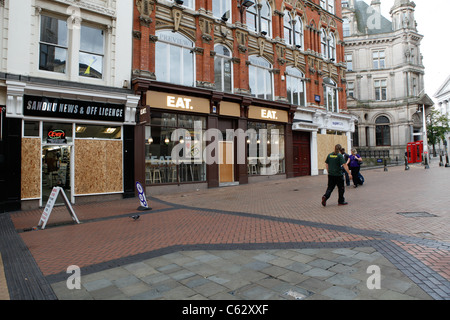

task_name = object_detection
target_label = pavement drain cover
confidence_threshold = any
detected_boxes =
[283,289,312,300]
[397,212,437,218]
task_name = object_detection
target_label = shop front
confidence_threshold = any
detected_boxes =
[293,108,356,176]
[134,86,293,195]
[4,82,139,210]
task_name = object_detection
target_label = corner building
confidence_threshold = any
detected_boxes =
[132,0,352,195]
[342,0,433,162]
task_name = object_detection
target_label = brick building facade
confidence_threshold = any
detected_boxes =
[131,0,354,194]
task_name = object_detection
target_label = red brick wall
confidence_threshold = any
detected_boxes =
[132,0,346,111]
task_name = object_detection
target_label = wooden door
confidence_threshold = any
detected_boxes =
[219,141,234,183]
[292,131,311,177]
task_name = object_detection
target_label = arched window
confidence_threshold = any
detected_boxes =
[246,4,258,33]
[248,56,273,100]
[376,116,391,146]
[323,78,338,113]
[321,29,328,59]
[214,44,233,93]
[246,1,272,37]
[155,31,194,87]
[283,11,303,49]
[260,1,272,37]
[294,16,304,49]
[286,67,306,107]
[329,33,336,61]
[283,11,293,45]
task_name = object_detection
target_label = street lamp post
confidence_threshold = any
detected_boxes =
[422,104,430,169]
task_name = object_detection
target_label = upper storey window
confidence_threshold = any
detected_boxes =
[320,0,335,14]
[214,44,233,93]
[373,50,386,69]
[39,15,68,74]
[79,25,104,79]
[321,29,336,61]
[246,1,272,38]
[213,0,231,21]
[39,15,104,79]
[283,11,303,49]
[248,55,273,100]
[173,0,195,10]
[155,31,195,87]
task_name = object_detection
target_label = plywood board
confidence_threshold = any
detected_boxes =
[317,134,347,170]
[21,138,41,199]
[75,140,123,195]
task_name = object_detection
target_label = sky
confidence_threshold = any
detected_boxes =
[362,0,450,102]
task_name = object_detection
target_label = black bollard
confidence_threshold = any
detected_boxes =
[440,152,444,167]
[404,156,410,170]
[446,153,450,167]
[384,158,388,172]
[424,153,429,169]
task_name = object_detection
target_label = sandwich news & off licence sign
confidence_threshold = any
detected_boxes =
[24,95,125,122]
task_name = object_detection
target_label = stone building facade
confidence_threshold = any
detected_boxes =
[342,0,433,162]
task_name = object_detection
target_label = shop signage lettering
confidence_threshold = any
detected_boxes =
[167,96,194,110]
[261,109,278,120]
[24,95,125,122]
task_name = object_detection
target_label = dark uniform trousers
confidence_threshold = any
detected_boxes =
[324,175,345,204]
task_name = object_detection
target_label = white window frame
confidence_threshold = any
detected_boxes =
[79,24,105,80]
[248,56,273,100]
[374,79,387,101]
[246,1,272,38]
[373,50,386,69]
[321,0,335,14]
[345,53,353,71]
[173,0,195,10]
[324,78,339,113]
[38,12,109,84]
[155,31,195,87]
[214,44,233,93]
[321,29,328,60]
[212,0,231,21]
[286,67,307,107]
[39,14,69,75]
[347,81,355,98]
[283,11,294,46]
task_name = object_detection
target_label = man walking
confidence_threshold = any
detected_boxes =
[322,144,352,207]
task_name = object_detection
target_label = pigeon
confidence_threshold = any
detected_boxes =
[131,214,140,221]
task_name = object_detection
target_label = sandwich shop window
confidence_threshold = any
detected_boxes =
[144,112,206,184]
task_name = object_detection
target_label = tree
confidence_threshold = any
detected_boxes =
[427,108,450,156]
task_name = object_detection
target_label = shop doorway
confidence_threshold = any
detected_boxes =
[293,131,311,177]
[219,141,234,183]
[42,145,72,205]
[218,118,237,186]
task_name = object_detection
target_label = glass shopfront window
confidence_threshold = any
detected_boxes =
[42,122,73,144]
[247,121,285,176]
[145,112,206,184]
[75,125,121,139]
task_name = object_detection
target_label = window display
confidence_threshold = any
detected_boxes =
[145,112,206,184]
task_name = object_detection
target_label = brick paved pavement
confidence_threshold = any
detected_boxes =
[0,160,449,301]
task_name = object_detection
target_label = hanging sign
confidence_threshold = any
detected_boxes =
[136,181,151,211]
[38,187,80,230]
